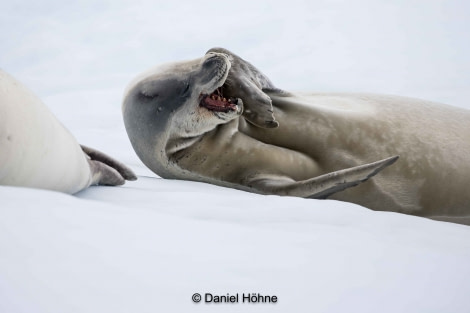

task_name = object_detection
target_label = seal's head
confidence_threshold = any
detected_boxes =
[122,52,243,177]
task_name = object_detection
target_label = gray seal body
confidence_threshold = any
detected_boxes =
[123,48,470,225]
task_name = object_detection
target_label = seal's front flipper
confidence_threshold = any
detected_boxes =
[248,156,399,199]
[206,47,280,129]
[232,76,279,129]
[81,145,137,186]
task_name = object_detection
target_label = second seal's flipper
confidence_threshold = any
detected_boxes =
[247,156,399,199]
[87,159,126,186]
[81,145,137,184]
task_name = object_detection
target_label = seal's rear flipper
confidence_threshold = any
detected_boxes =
[81,145,137,185]
[248,156,399,199]
[206,47,280,129]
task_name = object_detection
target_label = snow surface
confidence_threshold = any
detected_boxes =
[1,1,470,312]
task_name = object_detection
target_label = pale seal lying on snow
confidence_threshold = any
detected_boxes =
[0,69,136,194]
[122,48,470,225]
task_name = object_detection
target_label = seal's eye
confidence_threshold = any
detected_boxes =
[182,82,190,95]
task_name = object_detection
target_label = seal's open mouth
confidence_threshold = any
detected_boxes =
[200,86,238,113]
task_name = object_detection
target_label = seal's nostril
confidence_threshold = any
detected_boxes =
[202,55,223,69]
[205,52,229,61]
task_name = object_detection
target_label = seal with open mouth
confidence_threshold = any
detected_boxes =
[123,48,470,225]
[121,50,401,207]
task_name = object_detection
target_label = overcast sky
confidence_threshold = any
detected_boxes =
[1,0,469,108]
